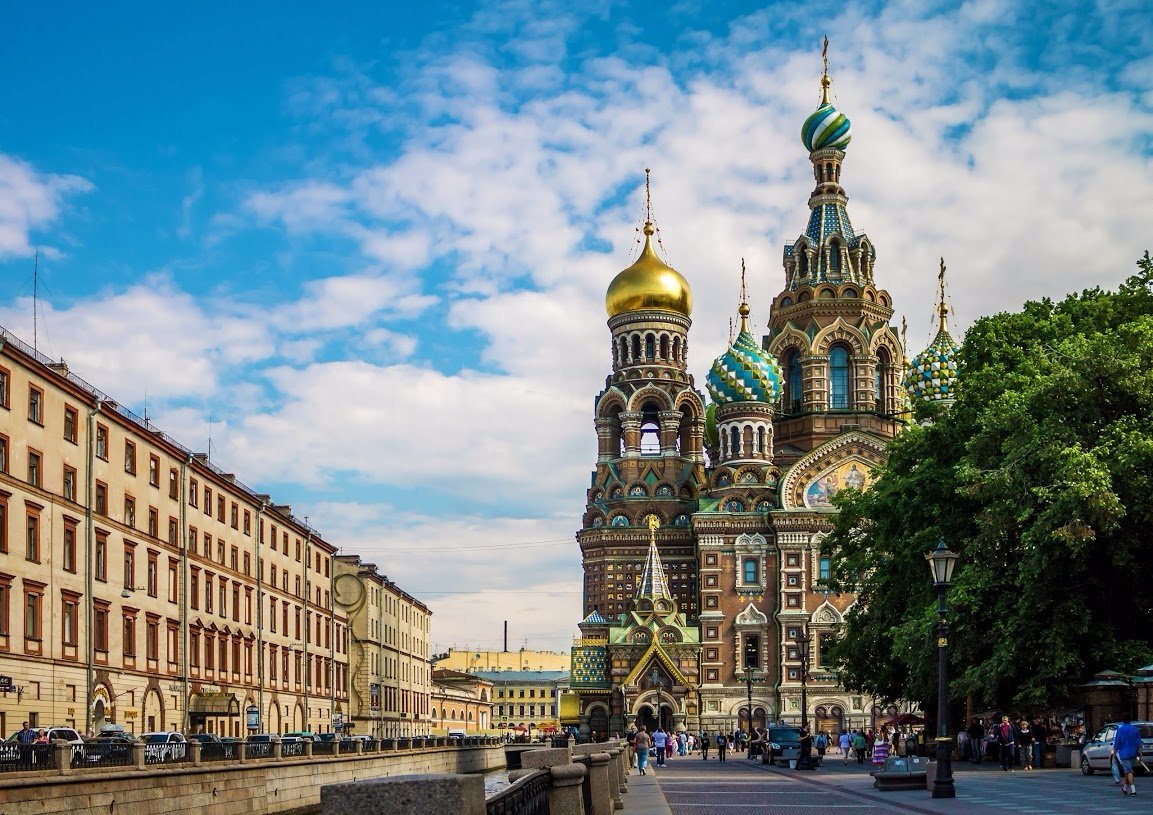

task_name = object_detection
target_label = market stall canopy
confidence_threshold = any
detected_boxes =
[886,713,926,726]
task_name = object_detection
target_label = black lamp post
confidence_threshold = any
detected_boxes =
[741,664,757,753]
[650,669,663,732]
[795,626,813,770]
[926,539,959,799]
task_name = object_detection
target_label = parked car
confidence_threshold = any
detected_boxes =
[766,726,802,765]
[141,731,187,763]
[85,734,136,766]
[192,733,229,760]
[279,735,306,756]
[1081,721,1153,775]
[283,731,319,742]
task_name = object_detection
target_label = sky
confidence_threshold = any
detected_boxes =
[1,0,1151,655]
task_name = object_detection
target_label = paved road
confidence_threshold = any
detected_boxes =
[636,750,1146,815]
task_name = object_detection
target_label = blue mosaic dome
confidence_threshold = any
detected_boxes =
[802,102,852,152]
[706,324,782,405]
[904,328,960,403]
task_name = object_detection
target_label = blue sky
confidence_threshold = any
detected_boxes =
[2,0,1151,652]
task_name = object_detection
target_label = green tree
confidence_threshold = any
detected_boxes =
[825,253,1153,714]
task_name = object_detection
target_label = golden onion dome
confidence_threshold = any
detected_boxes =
[605,222,693,318]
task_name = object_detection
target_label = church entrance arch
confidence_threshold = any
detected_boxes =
[637,702,670,733]
[587,706,609,742]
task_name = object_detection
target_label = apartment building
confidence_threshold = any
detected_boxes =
[334,554,432,737]
[0,327,350,737]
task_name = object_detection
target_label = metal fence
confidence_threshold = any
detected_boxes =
[0,744,53,773]
[485,769,550,815]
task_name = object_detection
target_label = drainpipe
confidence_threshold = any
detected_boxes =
[303,527,311,733]
[84,400,104,736]
[254,499,268,734]
[330,556,336,734]
[180,454,193,733]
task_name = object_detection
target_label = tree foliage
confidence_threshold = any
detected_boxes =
[825,253,1153,713]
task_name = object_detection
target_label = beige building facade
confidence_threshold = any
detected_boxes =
[334,555,432,738]
[436,648,570,674]
[430,668,493,734]
[0,328,359,737]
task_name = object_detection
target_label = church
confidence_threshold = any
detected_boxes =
[569,56,959,740]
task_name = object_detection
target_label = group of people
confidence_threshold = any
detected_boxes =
[962,714,1053,770]
[15,722,51,745]
[627,727,761,773]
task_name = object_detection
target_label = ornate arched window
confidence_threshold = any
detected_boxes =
[829,345,850,409]
[786,350,803,414]
[645,333,656,360]
[742,558,758,584]
[875,348,890,413]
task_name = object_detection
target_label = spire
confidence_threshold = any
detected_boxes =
[937,258,950,334]
[820,35,831,105]
[636,515,673,601]
[738,258,750,333]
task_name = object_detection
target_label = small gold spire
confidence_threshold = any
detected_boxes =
[820,36,831,105]
[937,258,950,332]
[644,167,653,224]
[738,259,750,333]
[647,513,660,544]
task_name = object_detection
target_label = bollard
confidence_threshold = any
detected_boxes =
[304,740,313,758]
[321,773,484,815]
[605,743,625,804]
[355,739,363,755]
[53,741,71,774]
[189,740,203,768]
[132,742,146,771]
[548,763,586,815]
[237,741,247,764]
[576,751,613,815]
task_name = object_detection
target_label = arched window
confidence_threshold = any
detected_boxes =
[829,346,850,409]
[756,426,766,454]
[640,402,661,455]
[875,349,890,413]
[742,558,758,584]
[618,337,628,365]
[828,242,842,276]
[631,335,641,361]
[645,334,655,360]
[786,351,803,414]
[729,427,740,458]
[743,633,760,669]
[659,335,669,360]
[672,336,681,362]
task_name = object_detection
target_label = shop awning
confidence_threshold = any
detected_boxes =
[188,692,240,716]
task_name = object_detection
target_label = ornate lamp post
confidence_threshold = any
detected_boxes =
[796,626,813,770]
[926,539,959,799]
[650,669,663,732]
[741,664,757,753]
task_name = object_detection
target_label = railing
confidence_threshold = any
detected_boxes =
[0,743,53,773]
[486,768,550,815]
[0,734,502,777]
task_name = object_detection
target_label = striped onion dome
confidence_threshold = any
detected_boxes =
[802,101,852,152]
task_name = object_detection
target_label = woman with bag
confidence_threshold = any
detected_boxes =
[634,727,652,775]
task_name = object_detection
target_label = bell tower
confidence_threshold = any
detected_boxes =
[578,171,707,623]
[765,45,904,462]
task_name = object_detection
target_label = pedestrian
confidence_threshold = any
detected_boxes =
[814,730,828,766]
[716,732,728,762]
[626,727,637,769]
[634,727,652,776]
[34,730,49,744]
[652,727,667,767]
[798,726,813,769]
[852,730,867,764]
[865,728,875,760]
[666,730,675,761]
[967,718,984,764]
[1113,713,1143,797]
[678,730,687,756]
[700,730,710,760]
[839,730,851,764]
[957,726,971,762]
[1031,717,1047,769]
[1017,720,1034,770]
[872,729,890,770]
[996,715,1017,771]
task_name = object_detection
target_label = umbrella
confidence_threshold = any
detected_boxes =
[886,713,926,726]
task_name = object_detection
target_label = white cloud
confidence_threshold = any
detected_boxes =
[0,153,92,259]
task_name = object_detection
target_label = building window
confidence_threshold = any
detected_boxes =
[743,633,760,669]
[62,520,77,573]
[95,482,107,515]
[875,349,890,413]
[819,633,833,666]
[169,469,179,500]
[123,547,135,590]
[0,434,7,473]
[27,449,41,487]
[819,556,831,582]
[122,615,135,657]
[62,595,79,646]
[0,367,8,407]
[742,558,758,584]
[124,495,135,528]
[124,440,136,474]
[216,495,224,521]
[63,406,78,443]
[149,455,159,487]
[189,479,198,507]
[230,502,238,529]
[190,630,200,668]
[96,424,109,460]
[147,554,158,597]
[148,507,158,538]
[829,345,850,409]
[147,619,159,661]
[0,579,10,635]
[63,465,76,501]
[28,385,43,424]
[95,533,108,581]
[25,512,40,562]
[24,588,42,639]
[786,350,803,414]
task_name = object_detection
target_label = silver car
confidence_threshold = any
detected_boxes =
[1081,721,1153,774]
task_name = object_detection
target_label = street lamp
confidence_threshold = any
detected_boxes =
[650,669,663,732]
[796,626,812,770]
[926,539,959,799]
[741,664,758,755]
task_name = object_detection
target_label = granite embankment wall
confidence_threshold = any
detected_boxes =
[0,744,505,815]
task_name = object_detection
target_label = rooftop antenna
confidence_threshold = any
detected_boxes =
[207,413,214,461]
[33,250,39,352]
[142,388,150,424]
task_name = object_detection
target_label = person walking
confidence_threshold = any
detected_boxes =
[815,730,828,766]
[634,727,652,776]
[700,730,710,760]
[839,730,851,764]
[1031,717,1047,769]
[1114,713,1143,796]
[852,730,867,764]
[1017,720,1034,770]
[996,716,1017,771]
[652,727,668,768]
[716,732,728,762]
[968,718,985,764]
[872,728,890,770]
[626,728,637,769]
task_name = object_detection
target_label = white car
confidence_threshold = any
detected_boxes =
[1081,722,1153,775]
[141,731,187,763]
